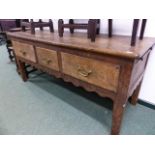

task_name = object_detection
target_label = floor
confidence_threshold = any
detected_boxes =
[0,44,155,135]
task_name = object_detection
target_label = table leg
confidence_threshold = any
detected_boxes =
[130,81,142,105]
[111,99,126,135]
[17,59,28,82]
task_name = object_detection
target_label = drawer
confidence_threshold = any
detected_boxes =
[36,47,59,71]
[61,53,120,92]
[12,41,36,63]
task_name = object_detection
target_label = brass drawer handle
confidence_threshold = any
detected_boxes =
[77,67,92,77]
[43,59,52,65]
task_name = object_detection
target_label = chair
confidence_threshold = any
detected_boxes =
[0,19,18,61]
[0,19,52,76]
[107,19,147,46]
[58,19,100,42]
[21,19,54,34]
[0,32,6,46]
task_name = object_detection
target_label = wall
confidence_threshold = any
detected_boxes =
[43,19,155,104]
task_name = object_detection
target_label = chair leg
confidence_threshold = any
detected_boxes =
[39,19,43,31]
[139,19,147,40]
[6,45,14,62]
[108,19,113,38]
[8,49,13,62]
[30,19,35,34]
[69,19,74,34]
[58,19,64,37]
[131,19,140,46]
[96,19,100,35]
[31,25,35,34]
[49,19,54,32]
[88,19,97,42]
[88,20,91,38]
[12,50,20,73]
[21,26,26,32]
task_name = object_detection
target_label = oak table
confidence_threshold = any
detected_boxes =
[7,30,155,134]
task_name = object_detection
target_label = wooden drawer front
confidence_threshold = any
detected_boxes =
[36,47,59,71]
[61,53,120,92]
[12,41,36,63]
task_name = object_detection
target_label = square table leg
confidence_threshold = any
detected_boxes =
[17,59,28,82]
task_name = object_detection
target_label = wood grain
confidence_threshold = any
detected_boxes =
[36,47,59,71]
[12,41,36,63]
[7,30,155,59]
[61,52,120,92]
[8,30,154,135]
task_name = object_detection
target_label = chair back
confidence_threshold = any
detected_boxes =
[0,20,17,31]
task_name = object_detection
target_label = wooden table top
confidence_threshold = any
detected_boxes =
[7,30,155,59]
